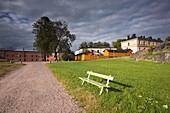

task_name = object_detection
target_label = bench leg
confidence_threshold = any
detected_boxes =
[82,80,85,85]
[99,87,103,95]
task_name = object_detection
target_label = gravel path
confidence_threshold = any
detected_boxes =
[0,62,84,113]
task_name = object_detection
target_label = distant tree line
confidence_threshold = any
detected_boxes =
[79,34,170,51]
[112,39,125,49]
[79,41,110,49]
[79,40,124,49]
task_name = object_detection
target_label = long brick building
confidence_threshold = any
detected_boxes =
[0,49,43,62]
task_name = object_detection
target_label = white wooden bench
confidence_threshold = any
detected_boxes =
[79,71,114,95]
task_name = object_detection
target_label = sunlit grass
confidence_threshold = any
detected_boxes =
[144,53,160,56]
[48,58,170,113]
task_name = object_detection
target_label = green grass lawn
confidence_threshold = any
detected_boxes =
[144,53,160,56]
[47,58,170,113]
[0,62,23,78]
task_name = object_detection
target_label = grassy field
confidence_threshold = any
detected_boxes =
[47,58,170,113]
[0,62,23,78]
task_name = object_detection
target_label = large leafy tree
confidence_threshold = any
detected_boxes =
[32,16,76,60]
[79,42,88,49]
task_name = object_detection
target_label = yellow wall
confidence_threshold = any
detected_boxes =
[75,52,109,61]
[104,50,132,57]
[104,50,109,56]
[75,55,81,61]
[75,50,132,61]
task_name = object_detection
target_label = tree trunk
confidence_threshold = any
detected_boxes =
[55,52,58,61]
[42,48,46,61]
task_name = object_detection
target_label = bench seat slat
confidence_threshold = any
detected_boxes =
[87,71,114,80]
[79,77,110,88]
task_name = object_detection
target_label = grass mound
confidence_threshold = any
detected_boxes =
[0,62,23,78]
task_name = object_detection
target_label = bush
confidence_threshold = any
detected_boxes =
[147,45,154,53]
[61,53,74,61]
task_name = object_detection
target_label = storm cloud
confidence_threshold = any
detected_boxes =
[0,0,170,50]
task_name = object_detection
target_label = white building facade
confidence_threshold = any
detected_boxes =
[121,37,163,53]
[75,47,117,55]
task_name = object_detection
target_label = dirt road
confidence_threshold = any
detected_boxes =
[0,62,84,113]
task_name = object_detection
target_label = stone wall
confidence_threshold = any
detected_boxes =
[131,42,170,64]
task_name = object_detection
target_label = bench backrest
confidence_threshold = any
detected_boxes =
[87,71,114,80]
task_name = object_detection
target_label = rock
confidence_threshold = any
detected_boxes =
[131,42,170,64]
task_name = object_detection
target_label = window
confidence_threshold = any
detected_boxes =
[6,55,8,57]
[12,55,14,57]
[36,59,38,61]
[145,41,148,45]
[140,41,143,45]
[32,55,33,57]
[24,54,26,57]
[32,59,33,61]
[24,59,26,61]
[20,59,21,61]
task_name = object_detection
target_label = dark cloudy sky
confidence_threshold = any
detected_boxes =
[0,0,170,51]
